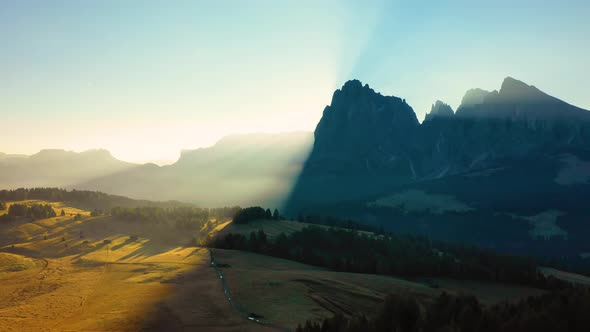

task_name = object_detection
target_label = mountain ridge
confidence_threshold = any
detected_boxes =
[286,76,590,199]
[283,76,590,260]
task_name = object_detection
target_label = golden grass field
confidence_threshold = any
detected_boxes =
[0,202,559,331]
[0,200,273,332]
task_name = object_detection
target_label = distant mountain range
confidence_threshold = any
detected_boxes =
[0,133,313,208]
[77,132,312,207]
[2,77,590,261]
[0,149,136,189]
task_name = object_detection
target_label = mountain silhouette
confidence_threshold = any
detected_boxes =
[75,132,313,207]
[284,77,590,259]
[0,149,136,188]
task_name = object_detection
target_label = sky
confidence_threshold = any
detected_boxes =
[1,0,589,164]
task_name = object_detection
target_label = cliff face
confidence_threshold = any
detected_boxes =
[425,77,590,173]
[309,80,419,176]
[287,77,590,210]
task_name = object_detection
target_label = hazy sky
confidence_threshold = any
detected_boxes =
[2,1,589,164]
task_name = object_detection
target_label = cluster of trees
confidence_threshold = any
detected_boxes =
[111,206,211,231]
[1,203,57,221]
[233,206,281,224]
[210,226,569,289]
[214,230,269,252]
[297,287,590,332]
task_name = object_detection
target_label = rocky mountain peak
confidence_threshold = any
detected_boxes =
[308,80,420,175]
[459,88,490,107]
[495,76,550,104]
[424,100,454,122]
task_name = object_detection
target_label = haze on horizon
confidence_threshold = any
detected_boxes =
[1,0,589,164]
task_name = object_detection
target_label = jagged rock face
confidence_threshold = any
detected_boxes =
[287,77,590,210]
[424,101,454,122]
[445,78,590,161]
[309,80,419,175]
[418,78,590,177]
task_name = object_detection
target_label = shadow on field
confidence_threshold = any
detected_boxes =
[0,211,279,331]
[116,240,187,261]
[139,249,279,332]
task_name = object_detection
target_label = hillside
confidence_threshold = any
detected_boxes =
[0,199,272,331]
[211,218,376,241]
[213,249,544,327]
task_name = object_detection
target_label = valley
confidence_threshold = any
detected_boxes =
[0,198,563,331]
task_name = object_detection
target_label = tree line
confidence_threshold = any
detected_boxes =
[0,188,192,210]
[0,188,242,223]
[111,206,211,230]
[209,226,569,289]
[296,287,590,332]
[233,206,282,224]
[1,203,56,221]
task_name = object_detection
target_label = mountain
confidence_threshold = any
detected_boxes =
[3,77,590,262]
[285,77,590,261]
[424,100,454,122]
[456,77,590,122]
[0,149,136,188]
[76,132,313,207]
[311,79,419,175]
[0,133,313,208]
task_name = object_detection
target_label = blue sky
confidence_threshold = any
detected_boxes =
[1,1,589,163]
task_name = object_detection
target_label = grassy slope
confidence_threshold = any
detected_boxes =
[215,248,436,327]
[213,218,375,240]
[0,201,271,332]
[212,230,546,328]
[0,252,41,277]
